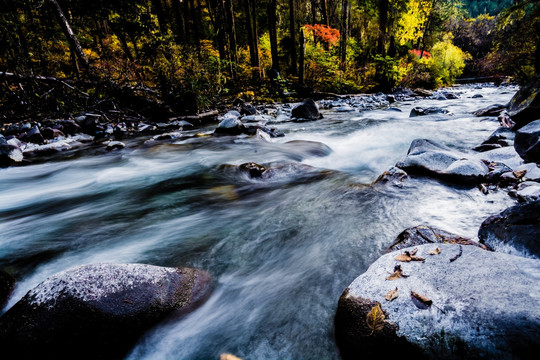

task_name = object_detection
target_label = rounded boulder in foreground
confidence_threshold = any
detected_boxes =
[335,244,540,359]
[0,263,212,359]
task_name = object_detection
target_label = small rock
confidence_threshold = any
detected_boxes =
[444,92,459,99]
[239,162,266,178]
[106,141,125,151]
[27,126,45,144]
[41,127,65,140]
[409,107,451,117]
[472,94,483,98]
[472,104,506,117]
[373,167,409,187]
[291,98,322,121]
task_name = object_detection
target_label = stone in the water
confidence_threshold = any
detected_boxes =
[107,141,126,150]
[335,244,540,359]
[0,263,212,359]
[514,119,540,163]
[472,104,506,117]
[239,162,266,178]
[27,125,45,144]
[396,139,489,184]
[214,114,245,136]
[387,225,489,252]
[478,200,540,258]
[473,127,515,153]
[507,76,540,129]
[511,181,540,203]
[409,107,450,117]
[373,167,409,187]
[291,98,322,121]
[444,92,459,99]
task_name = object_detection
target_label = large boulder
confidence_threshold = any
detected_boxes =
[396,139,489,184]
[478,200,540,258]
[335,244,540,359]
[514,119,540,163]
[507,76,540,129]
[387,225,489,252]
[0,263,212,359]
[291,98,322,121]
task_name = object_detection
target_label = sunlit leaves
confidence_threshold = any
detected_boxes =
[366,303,386,335]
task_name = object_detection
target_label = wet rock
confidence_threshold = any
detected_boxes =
[0,263,212,359]
[472,104,506,117]
[42,127,65,140]
[214,112,245,136]
[484,161,513,183]
[58,120,82,135]
[0,270,15,309]
[413,88,433,97]
[507,76,540,129]
[409,107,451,117]
[473,127,515,152]
[511,181,540,202]
[3,123,22,136]
[478,200,540,258]
[373,167,409,187]
[444,92,459,99]
[479,146,524,171]
[396,139,489,184]
[27,125,45,144]
[386,95,396,103]
[291,98,322,121]
[471,94,483,98]
[244,125,285,138]
[240,102,257,116]
[387,225,489,252]
[106,141,125,151]
[335,244,540,359]
[514,119,540,162]
[239,162,266,178]
[0,135,23,167]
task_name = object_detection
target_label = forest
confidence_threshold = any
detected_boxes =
[0,0,538,120]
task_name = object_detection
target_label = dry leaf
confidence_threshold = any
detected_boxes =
[220,354,242,360]
[513,169,526,179]
[410,255,425,262]
[395,253,411,262]
[410,291,432,310]
[429,248,441,255]
[366,303,385,335]
[385,288,399,301]
[386,265,409,280]
[410,248,418,256]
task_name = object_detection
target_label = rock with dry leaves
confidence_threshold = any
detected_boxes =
[335,244,540,359]
[386,225,490,252]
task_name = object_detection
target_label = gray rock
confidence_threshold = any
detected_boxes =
[0,263,212,359]
[291,98,322,121]
[514,163,540,181]
[514,119,540,162]
[507,76,540,129]
[214,113,245,136]
[387,225,489,252]
[106,141,125,151]
[513,181,540,202]
[335,244,540,359]
[374,167,409,187]
[472,104,506,117]
[409,107,451,117]
[479,146,524,170]
[474,127,515,153]
[0,135,23,167]
[444,92,459,99]
[478,200,540,258]
[27,125,45,144]
[396,139,489,184]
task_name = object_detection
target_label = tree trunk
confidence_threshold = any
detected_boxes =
[151,0,168,35]
[321,0,329,26]
[224,0,238,66]
[244,0,260,79]
[299,29,305,85]
[289,0,297,75]
[377,0,389,56]
[268,0,279,71]
[47,0,89,69]
[340,0,349,70]
[171,0,186,43]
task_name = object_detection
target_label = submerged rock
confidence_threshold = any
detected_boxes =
[387,225,489,252]
[373,167,409,187]
[478,200,540,258]
[0,263,212,359]
[291,98,322,121]
[396,139,489,184]
[335,244,540,359]
[409,107,451,117]
[514,119,540,163]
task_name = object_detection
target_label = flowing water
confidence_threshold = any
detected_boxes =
[0,85,518,359]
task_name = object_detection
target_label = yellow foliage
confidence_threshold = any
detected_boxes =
[396,0,433,46]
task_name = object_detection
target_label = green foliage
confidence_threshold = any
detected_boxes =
[429,35,471,86]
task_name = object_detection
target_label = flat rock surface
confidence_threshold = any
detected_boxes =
[335,244,540,359]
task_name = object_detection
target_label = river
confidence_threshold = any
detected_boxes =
[0,84,518,359]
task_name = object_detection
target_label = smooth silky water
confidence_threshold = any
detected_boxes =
[0,85,518,359]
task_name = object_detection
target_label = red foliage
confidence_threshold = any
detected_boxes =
[304,24,340,46]
[409,49,432,60]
